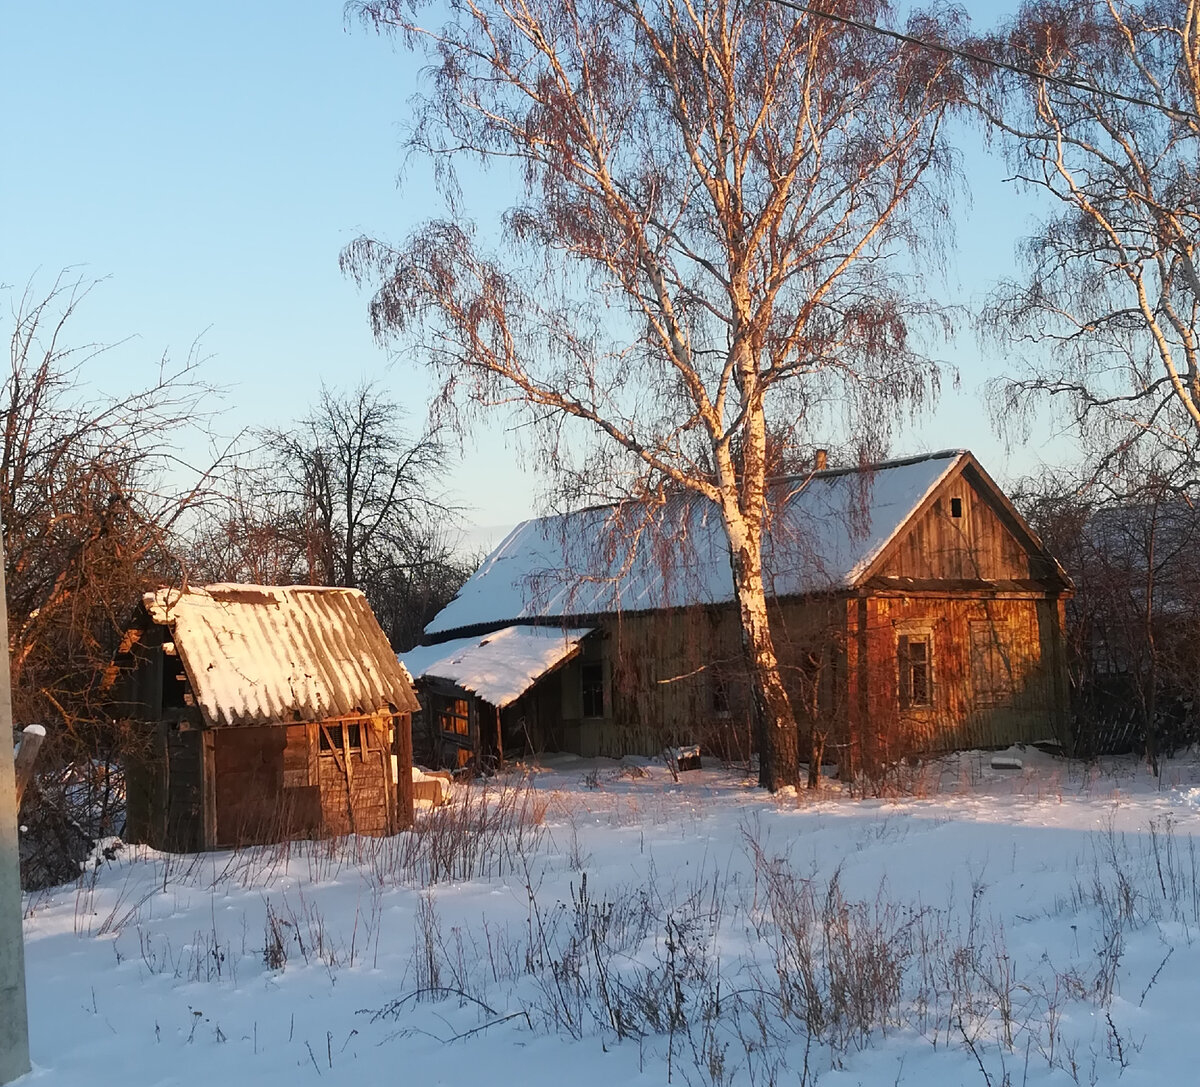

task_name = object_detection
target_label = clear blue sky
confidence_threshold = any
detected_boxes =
[1,1,1066,546]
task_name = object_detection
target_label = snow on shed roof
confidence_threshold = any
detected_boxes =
[426,451,965,637]
[144,583,420,727]
[400,625,592,707]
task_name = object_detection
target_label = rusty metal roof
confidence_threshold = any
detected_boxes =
[144,583,420,727]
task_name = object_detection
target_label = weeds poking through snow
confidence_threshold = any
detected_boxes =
[262,900,289,971]
[36,759,1200,1086]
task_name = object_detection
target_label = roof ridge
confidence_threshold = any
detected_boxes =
[425,449,977,638]
[523,449,970,523]
[774,448,967,486]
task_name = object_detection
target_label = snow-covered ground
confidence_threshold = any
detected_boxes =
[20,748,1200,1086]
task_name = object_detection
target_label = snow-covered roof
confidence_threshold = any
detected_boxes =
[144,583,420,727]
[427,451,965,637]
[400,625,592,707]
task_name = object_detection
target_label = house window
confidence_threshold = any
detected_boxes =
[711,668,731,717]
[581,661,605,718]
[898,633,933,709]
[970,621,1014,704]
[437,698,470,737]
[950,496,963,519]
[320,723,363,752]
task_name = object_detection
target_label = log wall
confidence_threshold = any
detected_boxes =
[846,593,1067,769]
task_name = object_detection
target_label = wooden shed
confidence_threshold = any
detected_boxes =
[121,584,419,850]
[403,451,1074,772]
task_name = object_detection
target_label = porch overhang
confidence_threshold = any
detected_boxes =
[400,625,593,708]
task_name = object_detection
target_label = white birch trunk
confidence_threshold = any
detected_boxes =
[714,385,799,791]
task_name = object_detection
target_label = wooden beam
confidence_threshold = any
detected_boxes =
[201,731,217,851]
[374,715,395,835]
[319,724,346,776]
[865,581,1059,599]
[12,727,45,809]
[343,722,356,835]
[395,713,414,830]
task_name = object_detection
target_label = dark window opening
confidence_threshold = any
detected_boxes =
[711,669,730,716]
[950,496,963,519]
[437,698,470,738]
[320,723,363,752]
[161,657,193,710]
[581,662,605,718]
[898,634,933,709]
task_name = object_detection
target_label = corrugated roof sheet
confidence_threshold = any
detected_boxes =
[400,625,592,707]
[144,583,420,727]
[426,451,965,636]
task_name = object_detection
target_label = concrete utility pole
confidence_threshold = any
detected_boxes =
[0,538,30,1083]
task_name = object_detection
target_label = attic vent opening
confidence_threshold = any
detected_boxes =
[950,497,963,519]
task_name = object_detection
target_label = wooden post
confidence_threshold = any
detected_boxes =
[375,715,395,835]
[12,725,45,809]
[201,731,217,851]
[394,713,414,830]
[0,528,31,1083]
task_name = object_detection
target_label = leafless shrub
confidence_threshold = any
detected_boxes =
[748,852,913,1050]
[392,776,548,887]
[135,918,235,985]
[1,273,232,889]
[68,766,1200,1085]
[413,892,441,995]
[262,900,289,971]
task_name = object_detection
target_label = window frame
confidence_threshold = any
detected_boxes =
[319,722,364,754]
[896,624,935,711]
[580,660,605,719]
[435,696,471,739]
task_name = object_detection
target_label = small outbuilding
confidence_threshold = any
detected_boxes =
[120,584,419,850]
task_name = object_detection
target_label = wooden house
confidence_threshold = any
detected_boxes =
[403,451,1074,773]
[120,584,419,850]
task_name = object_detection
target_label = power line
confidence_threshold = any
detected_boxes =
[763,0,1200,125]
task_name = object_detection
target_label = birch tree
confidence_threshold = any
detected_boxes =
[344,0,959,788]
[979,0,1200,483]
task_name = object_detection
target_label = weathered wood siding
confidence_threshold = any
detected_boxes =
[875,474,1037,583]
[143,716,400,849]
[164,727,204,852]
[544,611,746,757]
[542,590,1064,764]
[394,713,414,830]
[847,594,1067,766]
[213,726,290,846]
[541,601,851,759]
[314,716,396,837]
